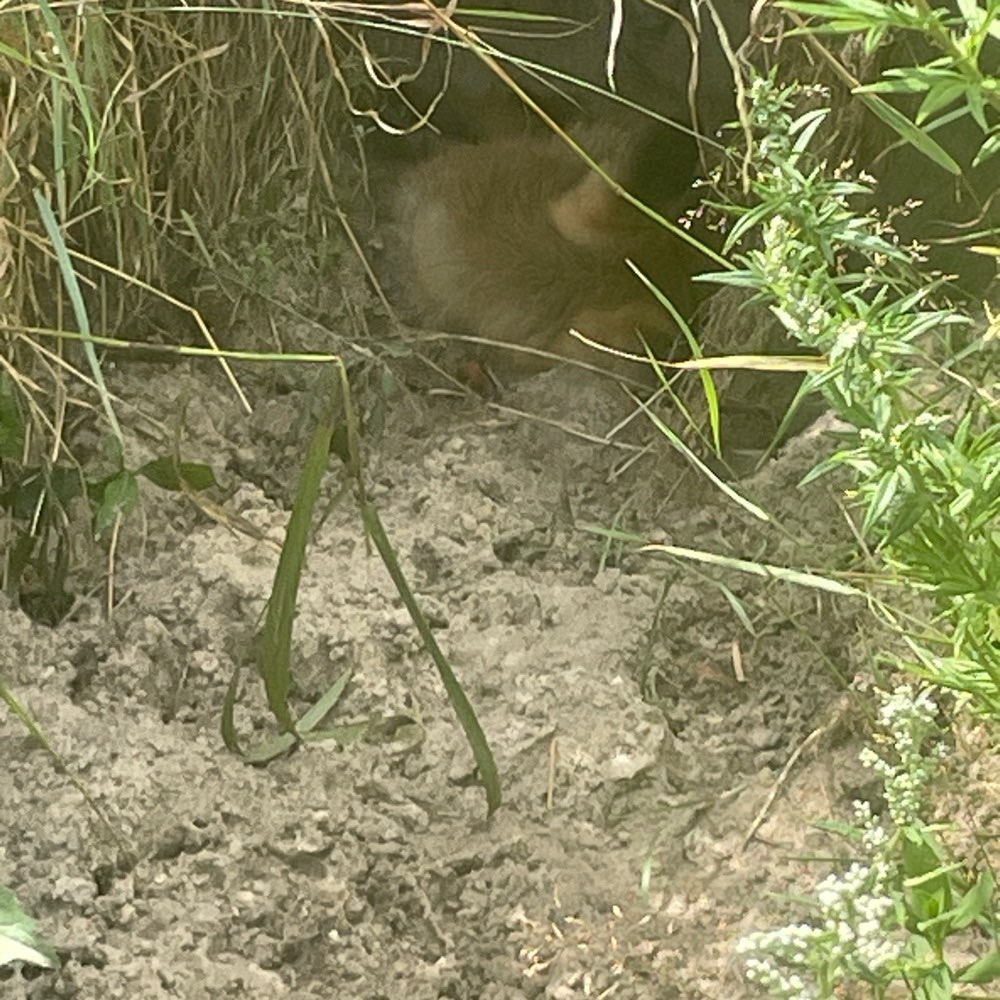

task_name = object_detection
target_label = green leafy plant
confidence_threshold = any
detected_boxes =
[709,68,1000,712]
[708,20,1000,988]
[1,393,217,623]
[221,365,501,815]
[738,685,1000,999]
[0,886,59,971]
[781,0,1000,170]
[0,0,372,622]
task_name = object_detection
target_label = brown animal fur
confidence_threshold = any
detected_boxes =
[391,127,697,377]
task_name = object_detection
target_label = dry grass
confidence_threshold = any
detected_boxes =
[0,1,949,618]
[0,1,401,612]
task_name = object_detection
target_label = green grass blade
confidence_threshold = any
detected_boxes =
[33,190,122,445]
[359,497,501,817]
[242,730,298,765]
[297,668,353,734]
[224,669,357,765]
[37,0,96,156]
[855,91,963,174]
[220,662,246,754]
[642,542,865,597]
[255,375,339,735]
[630,391,771,522]
[628,261,724,455]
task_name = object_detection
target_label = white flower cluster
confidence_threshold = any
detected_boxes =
[755,218,834,345]
[851,799,889,853]
[859,685,945,828]
[738,686,943,996]
[737,860,902,999]
[738,925,823,1000]
[814,863,901,974]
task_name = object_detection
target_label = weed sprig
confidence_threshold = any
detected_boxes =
[713,70,1000,713]
[724,12,1000,992]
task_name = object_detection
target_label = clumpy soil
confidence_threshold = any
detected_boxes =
[3,344,880,999]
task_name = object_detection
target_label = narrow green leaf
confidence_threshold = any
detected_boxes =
[812,817,865,840]
[927,870,995,933]
[966,85,989,131]
[242,731,298,765]
[863,467,901,534]
[359,498,501,817]
[628,261,724,455]
[33,191,123,445]
[138,457,217,492]
[36,0,96,154]
[631,396,771,522]
[716,581,757,635]
[916,81,969,123]
[854,93,963,174]
[791,108,830,152]
[297,669,353,734]
[299,723,371,745]
[958,949,1000,984]
[220,663,244,754]
[973,130,1000,166]
[0,887,60,970]
[860,77,936,96]
[255,381,337,735]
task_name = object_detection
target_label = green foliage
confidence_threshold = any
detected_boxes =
[728,10,1000,985]
[711,70,1000,712]
[0,885,59,970]
[0,400,217,622]
[781,0,1000,168]
[0,0,379,623]
[221,367,500,816]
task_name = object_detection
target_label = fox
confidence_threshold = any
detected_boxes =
[387,122,700,378]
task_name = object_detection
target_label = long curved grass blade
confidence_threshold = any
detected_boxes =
[628,261,724,455]
[255,374,339,735]
[220,662,246,754]
[228,668,358,766]
[297,668,353,734]
[854,92,963,175]
[630,392,771,522]
[642,542,865,597]
[36,0,95,154]
[33,191,122,445]
[359,497,501,818]
[222,368,406,765]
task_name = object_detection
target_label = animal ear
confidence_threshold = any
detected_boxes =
[549,123,699,246]
[549,170,620,248]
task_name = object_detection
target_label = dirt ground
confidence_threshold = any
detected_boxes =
[2,328,882,998]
